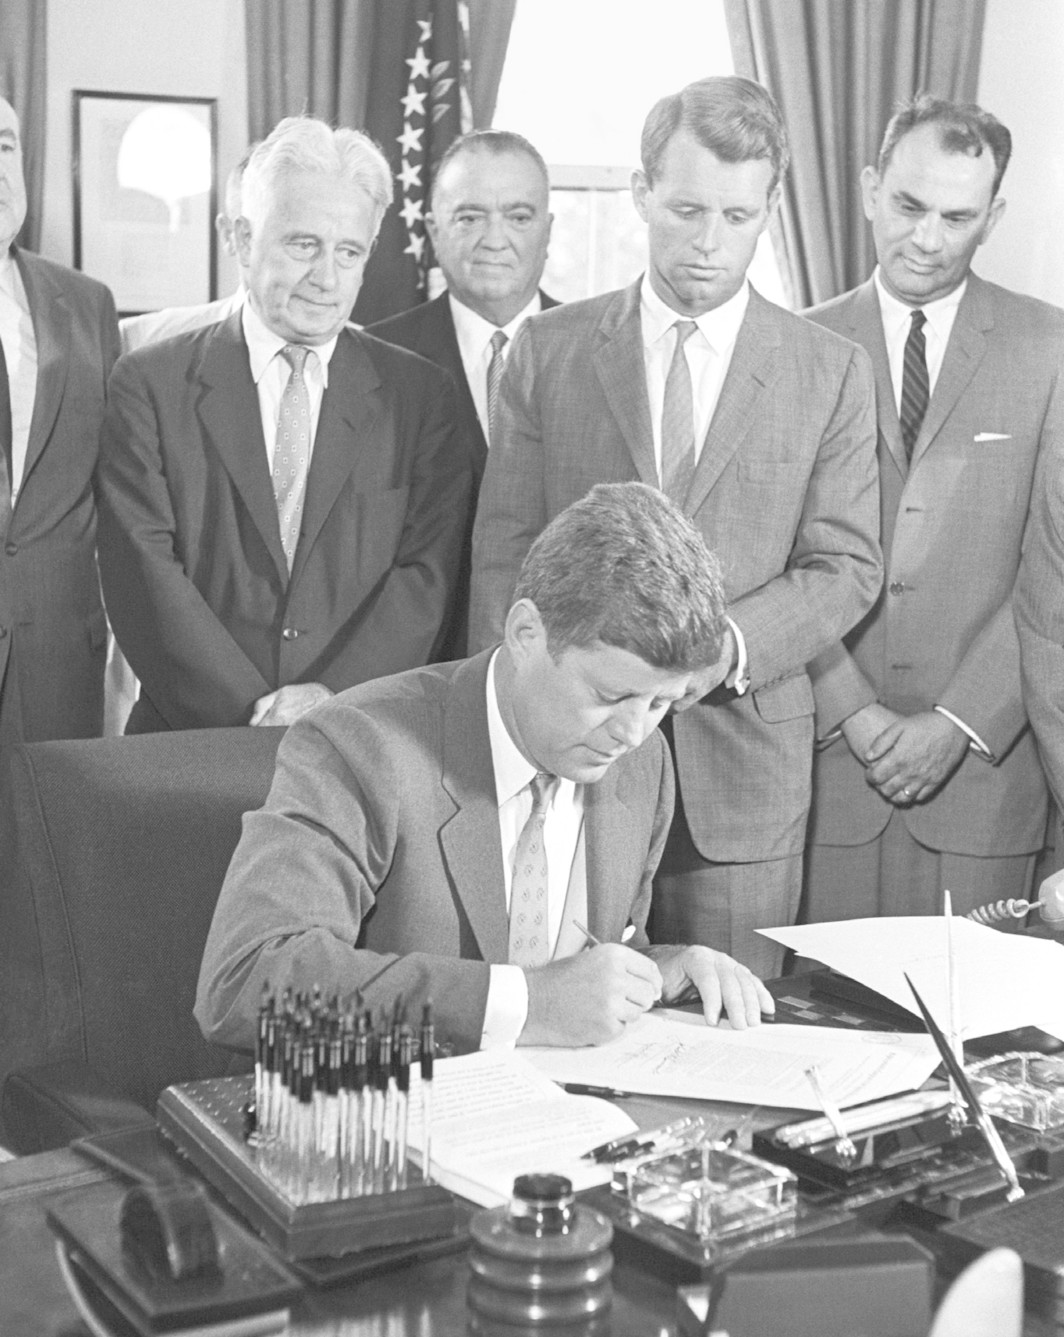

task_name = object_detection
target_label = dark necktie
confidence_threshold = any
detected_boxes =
[486,328,508,448]
[661,319,698,504]
[900,309,929,462]
[0,339,12,529]
[508,772,558,968]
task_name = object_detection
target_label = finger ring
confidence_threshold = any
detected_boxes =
[901,786,911,799]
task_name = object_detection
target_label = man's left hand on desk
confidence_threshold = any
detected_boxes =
[652,945,775,1030]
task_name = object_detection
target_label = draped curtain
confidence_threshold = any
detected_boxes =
[724,0,987,307]
[0,0,47,251]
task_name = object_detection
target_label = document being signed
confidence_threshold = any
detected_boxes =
[522,1010,940,1111]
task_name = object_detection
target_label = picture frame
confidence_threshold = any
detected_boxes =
[72,90,218,316]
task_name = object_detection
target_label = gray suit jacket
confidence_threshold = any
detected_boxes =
[469,281,881,862]
[809,274,1064,855]
[195,650,674,1053]
[0,247,119,744]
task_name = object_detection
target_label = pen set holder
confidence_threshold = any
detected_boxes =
[157,1075,456,1265]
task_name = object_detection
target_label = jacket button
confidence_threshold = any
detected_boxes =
[282,627,299,641]
[4,542,16,556]
[888,581,905,595]
[0,626,8,639]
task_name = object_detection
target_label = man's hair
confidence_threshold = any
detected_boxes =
[221,144,257,222]
[431,129,549,209]
[878,95,1012,198]
[513,482,726,671]
[641,75,789,193]
[241,116,394,236]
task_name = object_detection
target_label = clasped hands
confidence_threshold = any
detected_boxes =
[519,942,774,1048]
[842,702,969,806]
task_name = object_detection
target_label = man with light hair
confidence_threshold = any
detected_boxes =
[96,115,471,732]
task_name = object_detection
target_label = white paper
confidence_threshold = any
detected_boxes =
[407,1049,637,1207]
[522,1010,940,1111]
[759,917,1064,1041]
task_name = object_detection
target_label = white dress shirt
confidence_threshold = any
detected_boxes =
[481,648,586,1047]
[0,252,37,501]
[241,297,338,471]
[449,291,542,443]
[872,269,990,759]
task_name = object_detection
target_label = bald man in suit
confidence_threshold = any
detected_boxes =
[470,77,880,976]
[804,97,1064,922]
[0,96,119,748]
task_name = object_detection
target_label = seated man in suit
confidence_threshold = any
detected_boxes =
[369,129,557,657]
[196,482,774,1054]
[95,115,471,732]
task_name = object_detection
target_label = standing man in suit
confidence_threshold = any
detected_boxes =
[197,482,773,1054]
[804,96,1064,921]
[369,130,556,658]
[469,77,881,976]
[96,115,471,733]
[0,95,120,747]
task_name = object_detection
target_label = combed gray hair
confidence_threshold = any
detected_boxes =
[241,116,394,237]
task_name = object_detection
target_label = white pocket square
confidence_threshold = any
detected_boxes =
[974,432,1012,442]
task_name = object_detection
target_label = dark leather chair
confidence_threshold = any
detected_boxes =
[0,727,283,1152]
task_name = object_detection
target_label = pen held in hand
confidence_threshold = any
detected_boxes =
[562,1083,634,1100]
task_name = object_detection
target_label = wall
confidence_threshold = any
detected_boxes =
[43,0,248,298]
[976,0,1064,306]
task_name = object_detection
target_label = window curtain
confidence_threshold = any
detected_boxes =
[0,0,46,252]
[724,0,987,307]
[245,0,516,322]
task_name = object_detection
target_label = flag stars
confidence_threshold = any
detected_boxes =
[401,87,427,119]
[406,49,431,81]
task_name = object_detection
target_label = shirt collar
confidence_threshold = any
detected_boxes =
[872,266,967,341]
[449,288,543,361]
[486,648,539,807]
[0,249,27,310]
[640,272,749,354]
[240,294,339,386]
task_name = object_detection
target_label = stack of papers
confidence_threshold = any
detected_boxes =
[760,918,1064,1041]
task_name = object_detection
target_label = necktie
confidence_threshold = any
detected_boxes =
[0,338,12,532]
[900,309,929,462]
[508,772,558,968]
[274,344,312,571]
[486,328,508,448]
[660,319,698,505]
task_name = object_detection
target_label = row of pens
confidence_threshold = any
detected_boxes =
[251,986,435,1205]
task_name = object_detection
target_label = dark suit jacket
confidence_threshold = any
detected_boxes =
[95,313,471,732]
[810,274,1064,855]
[368,290,560,659]
[469,281,881,863]
[0,247,119,744]
[195,650,674,1053]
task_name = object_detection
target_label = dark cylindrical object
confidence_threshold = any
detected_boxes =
[467,1174,613,1334]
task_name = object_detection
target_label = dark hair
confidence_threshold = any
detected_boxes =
[641,75,789,193]
[878,95,1012,197]
[431,129,549,207]
[513,482,726,672]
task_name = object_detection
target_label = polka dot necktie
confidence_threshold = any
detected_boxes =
[508,772,558,967]
[274,344,312,571]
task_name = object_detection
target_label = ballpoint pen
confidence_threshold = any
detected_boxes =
[572,919,601,947]
[562,1083,634,1099]
[420,1001,435,1186]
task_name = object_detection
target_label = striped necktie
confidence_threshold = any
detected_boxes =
[900,309,929,462]
[486,328,508,448]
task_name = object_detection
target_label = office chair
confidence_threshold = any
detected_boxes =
[0,727,283,1152]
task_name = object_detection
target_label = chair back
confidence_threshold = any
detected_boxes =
[0,728,282,1115]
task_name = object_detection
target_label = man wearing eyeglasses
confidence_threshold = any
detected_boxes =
[96,115,471,732]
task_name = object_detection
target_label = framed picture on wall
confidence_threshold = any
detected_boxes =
[72,90,217,315]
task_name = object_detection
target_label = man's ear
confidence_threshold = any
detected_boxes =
[859,165,879,223]
[233,215,253,266]
[631,169,650,224]
[504,597,547,664]
[980,193,1006,246]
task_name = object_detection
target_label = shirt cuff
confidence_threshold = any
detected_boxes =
[725,617,749,695]
[933,705,993,761]
[480,963,529,1047]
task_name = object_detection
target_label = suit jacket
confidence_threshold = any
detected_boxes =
[0,247,119,744]
[194,650,674,1053]
[469,280,881,862]
[808,274,1064,855]
[368,290,560,659]
[95,313,471,732]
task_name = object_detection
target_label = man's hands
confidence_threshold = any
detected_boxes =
[843,703,968,805]
[517,942,773,1047]
[671,624,737,714]
[250,682,333,727]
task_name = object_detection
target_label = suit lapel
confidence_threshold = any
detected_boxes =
[15,249,71,491]
[592,282,658,487]
[685,288,782,516]
[430,295,486,466]
[196,313,289,582]
[847,279,907,478]
[910,275,992,469]
[438,651,510,963]
[583,759,649,942]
